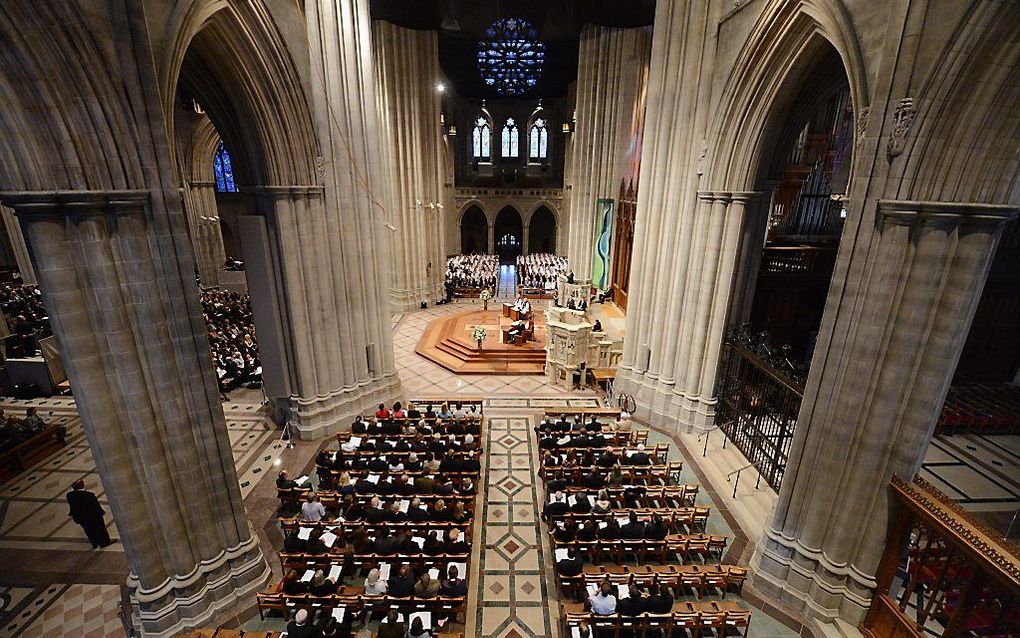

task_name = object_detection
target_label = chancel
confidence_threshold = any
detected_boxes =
[0,1,1017,637]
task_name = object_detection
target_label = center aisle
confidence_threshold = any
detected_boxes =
[469,399,601,638]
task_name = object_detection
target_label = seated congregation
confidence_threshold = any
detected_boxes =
[541,410,752,638]
[444,254,498,297]
[259,400,484,637]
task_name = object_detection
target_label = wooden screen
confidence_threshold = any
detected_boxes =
[610,179,637,311]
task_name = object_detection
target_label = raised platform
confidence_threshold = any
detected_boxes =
[415,308,547,374]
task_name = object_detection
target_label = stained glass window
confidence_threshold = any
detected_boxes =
[213,142,237,193]
[477,18,545,96]
[471,117,491,160]
[529,117,548,160]
[501,118,519,158]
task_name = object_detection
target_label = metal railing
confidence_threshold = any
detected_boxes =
[726,461,763,499]
[716,340,804,492]
[695,420,733,458]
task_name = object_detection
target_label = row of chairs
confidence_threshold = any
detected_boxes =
[537,427,650,447]
[561,566,748,601]
[563,604,752,638]
[555,484,700,508]
[551,534,727,567]
[278,488,476,508]
[541,463,683,486]
[278,552,467,576]
[278,517,473,535]
[542,443,671,465]
[256,590,465,622]
[548,506,711,531]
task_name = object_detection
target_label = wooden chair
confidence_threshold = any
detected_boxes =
[679,573,703,599]
[672,611,700,637]
[724,567,748,595]
[698,611,727,637]
[724,609,752,636]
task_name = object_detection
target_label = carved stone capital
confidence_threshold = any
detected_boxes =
[878,199,1019,232]
[0,190,149,219]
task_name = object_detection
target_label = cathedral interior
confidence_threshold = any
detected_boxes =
[0,0,1017,637]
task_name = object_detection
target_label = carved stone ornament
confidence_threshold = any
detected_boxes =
[886,98,916,162]
[316,155,328,186]
[856,105,870,140]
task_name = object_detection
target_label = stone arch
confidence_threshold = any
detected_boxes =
[459,205,488,255]
[896,2,1020,204]
[703,0,868,191]
[494,205,524,261]
[458,199,490,225]
[528,206,557,255]
[523,199,559,226]
[163,0,318,188]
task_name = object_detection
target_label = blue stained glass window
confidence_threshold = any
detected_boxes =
[213,142,238,193]
[477,18,546,96]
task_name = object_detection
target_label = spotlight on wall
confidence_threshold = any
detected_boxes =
[436,82,446,93]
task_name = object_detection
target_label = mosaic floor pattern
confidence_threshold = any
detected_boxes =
[0,397,279,637]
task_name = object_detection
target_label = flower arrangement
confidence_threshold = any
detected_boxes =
[472,325,487,349]
[480,288,492,310]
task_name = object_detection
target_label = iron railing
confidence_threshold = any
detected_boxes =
[716,339,804,492]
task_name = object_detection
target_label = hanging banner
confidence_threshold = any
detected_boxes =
[590,198,615,289]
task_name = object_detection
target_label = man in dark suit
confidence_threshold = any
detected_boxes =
[543,492,569,521]
[628,444,651,466]
[555,548,583,577]
[461,454,481,473]
[388,564,415,597]
[617,584,646,617]
[621,512,646,540]
[286,609,319,638]
[66,479,113,548]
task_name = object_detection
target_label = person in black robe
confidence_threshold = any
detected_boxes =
[66,479,113,548]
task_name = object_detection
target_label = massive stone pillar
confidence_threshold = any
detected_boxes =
[615,0,725,430]
[2,191,269,637]
[751,201,1017,624]
[295,0,401,436]
[373,21,447,310]
[0,204,35,283]
[181,181,227,287]
[565,25,650,281]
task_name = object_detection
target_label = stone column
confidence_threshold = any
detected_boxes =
[373,21,447,311]
[488,223,495,254]
[2,190,269,637]
[658,192,756,429]
[300,0,401,436]
[1,204,36,283]
[523,222,530,254]
[565,25,651,280]
[616,0,720,431]
[751,200,1018,625]
[252,185,400,438]
[182,181,227,287]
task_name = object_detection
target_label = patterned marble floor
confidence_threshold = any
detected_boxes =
[0,397,281,637]
[393,301,600,399]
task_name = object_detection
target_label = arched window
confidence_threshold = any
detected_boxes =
[213,142,238,193]
[501,118,519,158]
[529,117,548,161]
[471,116,491,161]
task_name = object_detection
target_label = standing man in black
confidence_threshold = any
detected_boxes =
[66,479,114,548]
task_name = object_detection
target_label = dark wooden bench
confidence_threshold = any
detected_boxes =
[0,423,67,478]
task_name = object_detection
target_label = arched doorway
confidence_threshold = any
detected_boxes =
[460,206,488,254]
[494,206,523,263]
[528,206,556,254]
